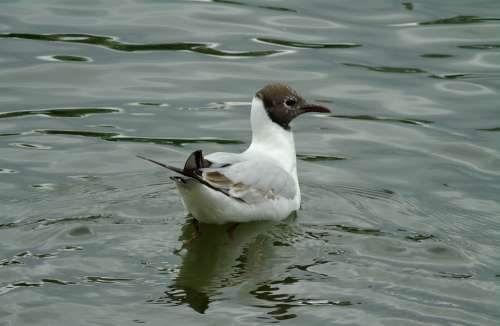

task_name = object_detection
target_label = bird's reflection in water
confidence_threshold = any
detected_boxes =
[155,216,297,313]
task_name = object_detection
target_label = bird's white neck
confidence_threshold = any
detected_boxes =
[244,96,297,175]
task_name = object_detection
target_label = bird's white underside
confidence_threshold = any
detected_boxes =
[175,96,301,224]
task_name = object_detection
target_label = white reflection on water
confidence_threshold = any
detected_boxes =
[469,52,500,68]
[435,81,494,95]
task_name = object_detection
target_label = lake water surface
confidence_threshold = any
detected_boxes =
[1,0,500,325]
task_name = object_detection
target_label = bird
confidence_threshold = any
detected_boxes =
[138,84,330,237]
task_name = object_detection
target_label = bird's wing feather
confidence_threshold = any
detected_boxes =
[137,152,239,200]
[201,160,297,203]
[137,151,296,204]
[204,152,242,167]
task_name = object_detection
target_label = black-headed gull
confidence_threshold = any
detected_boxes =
[139,84,330,233]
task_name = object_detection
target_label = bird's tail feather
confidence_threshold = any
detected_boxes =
[137,150,208,177]
[137,151,244,202]
[136,155,185,175]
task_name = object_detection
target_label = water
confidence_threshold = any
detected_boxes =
[1,0,499,324]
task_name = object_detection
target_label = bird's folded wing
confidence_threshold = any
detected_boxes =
[201,160,297,204]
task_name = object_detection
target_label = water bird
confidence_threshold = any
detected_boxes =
[138,84,330,238]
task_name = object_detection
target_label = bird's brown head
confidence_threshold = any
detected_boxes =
[256,84,331,130]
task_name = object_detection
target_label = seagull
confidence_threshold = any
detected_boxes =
[138,84,330,237]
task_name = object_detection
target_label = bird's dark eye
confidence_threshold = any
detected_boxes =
[284,98,296,107]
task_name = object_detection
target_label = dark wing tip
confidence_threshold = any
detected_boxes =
[137,153,244,203]
[136,154,184,174]
[136,155,169,168]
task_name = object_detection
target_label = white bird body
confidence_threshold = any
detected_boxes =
[139,84,330,225]
[175,96,300,224]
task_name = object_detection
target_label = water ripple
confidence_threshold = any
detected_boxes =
[85,276,134,284]
[458,43,500,50]
[255,37,361,49]
[297,154,347,161]
[37,54,92,62]
[419,15,500,25]
[37,129,244,147]
[10,143,51,150]
[434,81,494,96]
[0,107,120,119]
[343,62,426,73]
[249,280,353,321]
[0,168,18,174]
[331,114,433,126]
[212,0,297,13]
[420,53,454,58]
[478,127,500,132]
[0,32,283,57]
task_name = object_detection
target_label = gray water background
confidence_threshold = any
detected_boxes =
[1,0,499,324]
